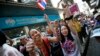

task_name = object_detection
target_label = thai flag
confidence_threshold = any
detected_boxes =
[37,0,47,10]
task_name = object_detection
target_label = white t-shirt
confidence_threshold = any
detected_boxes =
[61,33,81,56]
[0,44,24,56]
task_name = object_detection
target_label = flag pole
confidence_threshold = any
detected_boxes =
[43,9,46,15]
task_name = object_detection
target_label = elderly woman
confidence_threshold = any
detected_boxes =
[26,29,59,56]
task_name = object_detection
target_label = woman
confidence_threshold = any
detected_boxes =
[28,25,80,56]
[44,14,80,56]
[60,25,81,56]
[28,29,58,56]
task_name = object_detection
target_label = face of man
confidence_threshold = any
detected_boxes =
[60,20,66,26]
[54,21,59,27]
[46,26,53,34]
[20,38,27,45]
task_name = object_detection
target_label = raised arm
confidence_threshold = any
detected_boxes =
[44,14,55,34]
[44,14,61,42]
[57,0,62,8]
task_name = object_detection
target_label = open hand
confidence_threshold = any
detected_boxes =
[26,40,35,52]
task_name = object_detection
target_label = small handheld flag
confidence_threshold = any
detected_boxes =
[37,0,47,10]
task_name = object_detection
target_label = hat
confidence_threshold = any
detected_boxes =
[94,12,100,19]
[91,26,100,38]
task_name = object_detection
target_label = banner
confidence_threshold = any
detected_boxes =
[69,3,80,15]
[0,15,60,29]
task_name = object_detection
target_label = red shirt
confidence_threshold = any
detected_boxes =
[40,38,50,56]
[40,46,49,56]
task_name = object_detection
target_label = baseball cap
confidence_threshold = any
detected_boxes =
[91,26,100,38]
[94,12,100,19]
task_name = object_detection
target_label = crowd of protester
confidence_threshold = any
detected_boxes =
[0,1,100,56]
[1,11,99,56]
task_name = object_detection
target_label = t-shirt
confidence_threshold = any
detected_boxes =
[61,40,80,56]
[61,35,81,56]
[0,44,24,56]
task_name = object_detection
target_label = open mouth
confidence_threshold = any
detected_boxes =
[35,35,41,41]
[36,35,40,38]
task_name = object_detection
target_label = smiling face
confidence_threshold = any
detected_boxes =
[61,26,68,37]
[30,29,42,45]
[20,38,28,45]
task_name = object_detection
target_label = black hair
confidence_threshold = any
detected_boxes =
[60,24,74,43]
[64,15,73,21]
[93,10,98,15]
[0,30,7,46]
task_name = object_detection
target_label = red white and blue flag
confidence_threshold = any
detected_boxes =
[37,0,47,10]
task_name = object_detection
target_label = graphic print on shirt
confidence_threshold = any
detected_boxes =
[62,39,76,54]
